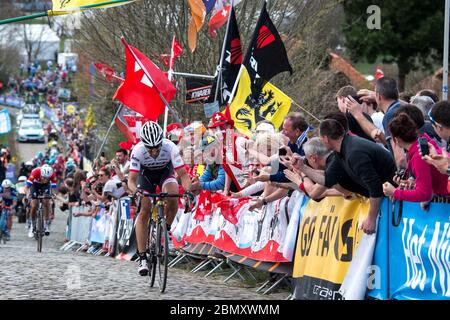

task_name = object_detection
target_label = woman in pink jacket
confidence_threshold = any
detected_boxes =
[383,113,449,201]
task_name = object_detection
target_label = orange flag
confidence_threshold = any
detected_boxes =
[188,0,206,52]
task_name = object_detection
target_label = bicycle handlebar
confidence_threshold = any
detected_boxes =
[34,194,55,200]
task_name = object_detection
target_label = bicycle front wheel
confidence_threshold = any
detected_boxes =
[36,208,44,253]
[157,209,169,293]
[148,219,157,287]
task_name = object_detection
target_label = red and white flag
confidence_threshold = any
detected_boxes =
[211,192,250,225]
[115,105,147,143]
[170,36,183,70]
[94,62,115,82]
[208,0,242,38]
[115,106,135,142]
[113,38,177,121]
[194,190,212,221]
[375,65,384,80]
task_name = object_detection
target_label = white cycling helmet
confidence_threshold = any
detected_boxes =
[41,164,53,178]
[18,176,27,183]
[1,179,12,188]
[140,121,163,148]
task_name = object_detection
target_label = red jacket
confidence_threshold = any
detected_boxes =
[394,134,449,202]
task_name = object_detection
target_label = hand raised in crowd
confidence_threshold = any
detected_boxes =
[421,143,449,175]
[382,182,396,197]
[357,89,376,104]
[280,155,293,170]
[345,95,363,117]
[190,180,201,193]
[283,169,303,186]
[393,175,415,190]
[249,197,264,211]
[280,145,293,158]
[370,128,384,143]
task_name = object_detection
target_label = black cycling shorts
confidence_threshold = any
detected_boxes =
[138,164,176,193]
[30,183,52,198]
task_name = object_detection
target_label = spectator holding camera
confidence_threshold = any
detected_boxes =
[383,114,449,201]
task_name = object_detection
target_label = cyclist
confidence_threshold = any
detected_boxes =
[128,121,193,276]
[25,164,57,238]
[0,179,17,241]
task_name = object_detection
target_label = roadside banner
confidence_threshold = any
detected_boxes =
[368,199,450,300]
[292,197,370,300]
[0,109,12,134]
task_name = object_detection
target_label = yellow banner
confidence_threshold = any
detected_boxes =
[49,0,133,16]
[230,67,292,137]
[292,197,369,282]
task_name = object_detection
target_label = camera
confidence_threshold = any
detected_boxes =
[278,147,287,156]
[418,137,429,156]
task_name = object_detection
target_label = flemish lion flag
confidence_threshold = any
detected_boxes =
[49,0,134,16]
[230,67,291,137]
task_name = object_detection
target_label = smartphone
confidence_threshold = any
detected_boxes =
[349,95,362,104]
[279,148,287,156]
[418,137,429,156]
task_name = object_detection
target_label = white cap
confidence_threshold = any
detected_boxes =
[255,122,275,134]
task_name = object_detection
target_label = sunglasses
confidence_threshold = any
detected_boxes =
[428,109,442,128]
[147,144,162,152]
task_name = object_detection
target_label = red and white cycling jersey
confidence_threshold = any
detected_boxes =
[26,167,57,188]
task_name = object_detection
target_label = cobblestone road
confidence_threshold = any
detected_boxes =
[0,107,288,300]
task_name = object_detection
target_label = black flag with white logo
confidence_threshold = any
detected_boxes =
[207,7,243,105]
[243,1,292,94]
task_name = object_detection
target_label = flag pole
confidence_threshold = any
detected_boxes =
[163,35,176,135]
[0,0,133,25]
[172,71,215,79]
[94,103,124,164]
[443,0,449,101]
[214,0,235,103]
[227,65,243,104]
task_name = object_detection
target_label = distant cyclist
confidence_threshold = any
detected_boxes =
[128,121,193,276]
[25,164,57,238]
[0,179,17,241]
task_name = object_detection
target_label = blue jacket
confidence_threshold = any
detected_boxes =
[200,165,225,191]
[0,187,17,206]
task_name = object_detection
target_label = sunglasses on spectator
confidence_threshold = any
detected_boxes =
[428,109,442,128]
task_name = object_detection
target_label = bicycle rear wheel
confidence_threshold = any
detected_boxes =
[36,207,44,253]
[148,219,157,287]
[156,208,169,293]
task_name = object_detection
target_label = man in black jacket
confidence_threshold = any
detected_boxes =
[319,119,396,234]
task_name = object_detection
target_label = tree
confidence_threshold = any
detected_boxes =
[72,0,344,155]
[342,0,444,91]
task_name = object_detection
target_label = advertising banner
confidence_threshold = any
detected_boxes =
[0,109,12,134]
[292,197,370,300]
[369,199,450,300]
[114,197,137,260]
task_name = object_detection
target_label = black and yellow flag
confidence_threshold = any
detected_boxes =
[230,66,291,137]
